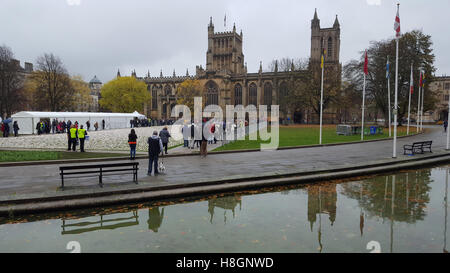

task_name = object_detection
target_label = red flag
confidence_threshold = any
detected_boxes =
[364,50,368,75]
[394,5,401,38]
[419,72,423,87]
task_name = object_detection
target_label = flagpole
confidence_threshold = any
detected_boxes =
[407,87,411,135]
[447,89,450,150]
[319,58,324,145]
[361,73,366,141]
[362,50,368,141]
[393,3,400,158]
[393,38,399,157]
[407,64,413,135]
[420,79,425,131]
[388,58,392,137]
[417,72,421,133]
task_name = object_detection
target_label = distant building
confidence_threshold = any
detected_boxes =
[89,75,102,112]
[1,59,33,116]
[119,10,342,123]
[8,59,33,76]
[427,75,450,122]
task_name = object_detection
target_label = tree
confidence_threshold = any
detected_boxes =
[100,76,150,113]
[175,79,202,113]
[268,57,309,72]
[70,75,93,112]
[0,45,25,118]
[344,30,437,125]
[25,53,74,111]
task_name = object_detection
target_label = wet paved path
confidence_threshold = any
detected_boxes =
[0,126,448,202]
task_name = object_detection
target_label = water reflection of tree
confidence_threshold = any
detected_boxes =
[340,171,432,223]
[208,195,242,224]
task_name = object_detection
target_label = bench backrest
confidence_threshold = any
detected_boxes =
[60,162,138,171]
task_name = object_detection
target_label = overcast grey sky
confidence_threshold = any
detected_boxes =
[1,0,449,83]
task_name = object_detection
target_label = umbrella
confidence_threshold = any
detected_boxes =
[2,118,12,124]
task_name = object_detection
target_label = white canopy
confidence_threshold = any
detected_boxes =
[12,111,146,134]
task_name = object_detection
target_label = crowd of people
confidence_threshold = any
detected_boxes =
[35,119,104,135]
[0,119,19,137]
[141,118,245,176]
[130,117,176,128]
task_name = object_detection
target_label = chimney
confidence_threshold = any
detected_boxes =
[25,62,33,73]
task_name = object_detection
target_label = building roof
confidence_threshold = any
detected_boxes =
[89,75,102,84]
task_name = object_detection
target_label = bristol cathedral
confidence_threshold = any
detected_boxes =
[118,9,342,123]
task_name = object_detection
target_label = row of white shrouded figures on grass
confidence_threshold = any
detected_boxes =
[0,126,181,152]
[0,122,268,151]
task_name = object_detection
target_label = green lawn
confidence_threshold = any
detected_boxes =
[214,125,410,151]
[0,150,128,162]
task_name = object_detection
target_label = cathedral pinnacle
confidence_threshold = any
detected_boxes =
[333,14,340,28]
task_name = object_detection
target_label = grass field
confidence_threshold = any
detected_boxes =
[214,125,410,151]
[0,150,128,162]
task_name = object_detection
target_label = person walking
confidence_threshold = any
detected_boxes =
[444,120,448,133]
[128,129,138,160]
[182,123,189,148]
[200,119,208,157]
[159,126,171,155]
[86,120,91,131]
[94,122,98,131]
[78,125,87,152]
[147,130,163,176]
[102,119,105,130]
[13,121,19,137]
[69,124,78,152]
[51,119,56,134]
[190,122,196,149]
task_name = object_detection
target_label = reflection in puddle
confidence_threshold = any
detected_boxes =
[0,166,448,253]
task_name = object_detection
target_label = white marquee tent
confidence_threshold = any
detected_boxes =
[11,111,146,134]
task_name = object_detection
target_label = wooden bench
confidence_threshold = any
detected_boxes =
[403,141,432,155]
[59,162,138,190]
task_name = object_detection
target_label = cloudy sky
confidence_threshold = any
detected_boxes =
[1,0,449,83]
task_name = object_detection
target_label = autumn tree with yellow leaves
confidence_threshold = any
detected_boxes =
[100,76,150,113]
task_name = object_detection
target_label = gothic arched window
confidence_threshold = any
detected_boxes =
[328,37,333,58]
[164,85,172,96]
[234,84,242,106]
[205,81,219,106]
[151,86,158,109]
[249,83,257,106]
[264,82,273,106]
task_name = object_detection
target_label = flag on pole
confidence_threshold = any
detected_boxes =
[386,57,390,79]
[394,5,401,38]
[419,71,423,87]
[321,49,326,69]
[364,50,368,75]
[410,65,414,94]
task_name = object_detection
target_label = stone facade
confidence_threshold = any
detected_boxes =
[428,75,450,122]
[88,75,102,112]
[121,10,341,123]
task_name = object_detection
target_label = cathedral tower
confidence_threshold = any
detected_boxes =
[310,9,341,70]
[206,18,245,75]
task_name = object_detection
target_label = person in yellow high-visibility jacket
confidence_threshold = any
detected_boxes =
[78,125,87,152]
[69,125,78,152]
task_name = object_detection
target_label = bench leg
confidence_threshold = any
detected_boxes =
[61,173,64,190]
